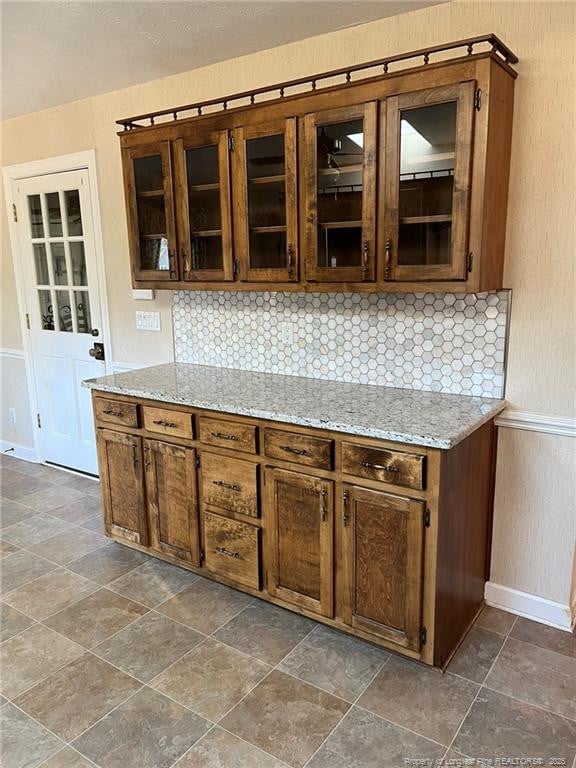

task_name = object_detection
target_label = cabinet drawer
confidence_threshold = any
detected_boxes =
[142,406,193,439]
[342,443,425,490]
[204,512,260,590]
[198,416,257,454]
[201,452,259,518]
[94,397,138,428]
[263,428,333,470]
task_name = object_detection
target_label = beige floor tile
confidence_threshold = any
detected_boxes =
[67,543,148,584]
[28,527,107,565]
[0,499,36,529]
[157,578,252,634]
[221,670,349,768]
[0,603,35,642]
[0,539,20,558]
[16,485,86,513]
[152,637,271,720]
[2,474,46,500]
[59,474,100,495]
[2,568,99,620]
[14,653,141,741]
[44,588,149,648]
[357,656,479,746]
[447,627,504,683]
[0,623,84,699]
[2,514,73,547]
[174,727,286,768]
[79,515,106,533]
[0,468,27,488]
[278,625,388,701]
[213,600,315,664]
[510,617,575,658]
[307,706,446,768]
[45,494,102,525]
[109,558,198,608]
[94,611,204,682]
[475,605,517,635]
[453,688,576,761]
[486,637,576,719]
[72,686,209,768]
[39,746,97,768]
[1,702,63,768]
[1,550,57,593]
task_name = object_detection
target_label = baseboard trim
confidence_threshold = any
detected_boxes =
[0,347,25,360]
[495,410,576,438]
[485,581,573,631]
[0,441,38,463]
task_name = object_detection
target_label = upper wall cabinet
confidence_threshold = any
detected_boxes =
[118,36,517,293]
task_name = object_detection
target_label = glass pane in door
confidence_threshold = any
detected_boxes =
[74,292,92,333]
[133,154,170,273]
[28,195,44,237]
[186,145,223,271]
[70,242,88,285]
[33,244,49,284]
[38,290,54,330]
[50,243,68,285]
[316,119,364,268]
[45,192,63,236]
[64,190,83,235]
[56,290,73,332]
[397,101,457,266]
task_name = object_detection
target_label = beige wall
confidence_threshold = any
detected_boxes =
[1,1,575,607]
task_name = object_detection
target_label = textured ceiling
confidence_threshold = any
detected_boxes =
[1,0,445,120]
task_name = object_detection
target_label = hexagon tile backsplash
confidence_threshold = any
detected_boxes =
[172,290,511,399]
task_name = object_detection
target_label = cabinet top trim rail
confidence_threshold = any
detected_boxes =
[116,34,518,131]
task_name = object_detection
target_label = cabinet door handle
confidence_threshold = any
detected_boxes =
[287,244,294,277]
[384,237,392,279]
[343,490,350,527]
[132,444,139,469]
[320,486,328,522]
[215,546,241,559]
[143,444,151,469]
[103,409,123,417]
[362,239,369,279]
[213,480,241,492]
[168,249,177,279]
[210,431,237,441]
[361,460,400,473]
[281,445,309,457]
[182,246,191,277]
[153,419,178,428]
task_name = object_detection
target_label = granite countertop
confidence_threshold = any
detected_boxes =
[83,363,506,450]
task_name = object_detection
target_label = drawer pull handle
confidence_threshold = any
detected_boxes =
[211,431,238,441]
[215,546,241,559]
[281,445,309,457]
[361,460,400,473]
[103,409,123,417]
[213,480,241,492]
[153,419,178,428]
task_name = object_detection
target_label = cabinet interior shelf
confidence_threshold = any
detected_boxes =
[188,183,220,192]
[400,215,453,225]
[249,225,286,233]
[140,233,167,239]
[248,174,285,185]
[137,190,164,198]
[320,221,362,230]
[318,164,363,176]
[191,229,221,237]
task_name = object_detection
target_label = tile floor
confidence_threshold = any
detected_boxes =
[1,454,575,768]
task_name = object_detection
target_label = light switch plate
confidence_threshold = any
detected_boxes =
[132,289,155,300]
[135,310,161,332]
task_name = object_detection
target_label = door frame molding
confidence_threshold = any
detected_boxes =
[2,150,112,464]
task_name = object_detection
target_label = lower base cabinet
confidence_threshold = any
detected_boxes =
[204,511,261,590]
[97,428,148,546]
[265,467,334,618]
[144,439,200,565]
[342,485,425,652]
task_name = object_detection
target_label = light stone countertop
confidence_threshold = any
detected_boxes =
[83,363,506,450]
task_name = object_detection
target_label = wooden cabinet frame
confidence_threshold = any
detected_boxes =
[233,118,299,282]
[122,141,178,282]
[303,102,377,283]
[173,130,234,282]
[382,81,476,282]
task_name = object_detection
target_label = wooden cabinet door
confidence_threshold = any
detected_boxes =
[382,81,475,282]
[233,118,298,282]
[342,485,424,651]
[303,102,377,283]
[173,130,233,282]
[122,141,178,282]
[97,429,148,545]
[265,467,333,617]
[144,439,200,565]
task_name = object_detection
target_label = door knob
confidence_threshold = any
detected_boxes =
[89,342,105,361]
[90,328,100,337]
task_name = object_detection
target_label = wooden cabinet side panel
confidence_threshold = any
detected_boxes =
[434,420,495,666]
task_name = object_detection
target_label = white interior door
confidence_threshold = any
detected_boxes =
[15,170,106,474]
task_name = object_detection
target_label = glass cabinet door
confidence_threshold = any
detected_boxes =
[174,131,233,282]
[233,119,298,282]
[303,103,377,282]
[383,81,475,282]
[125,142,178,281]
